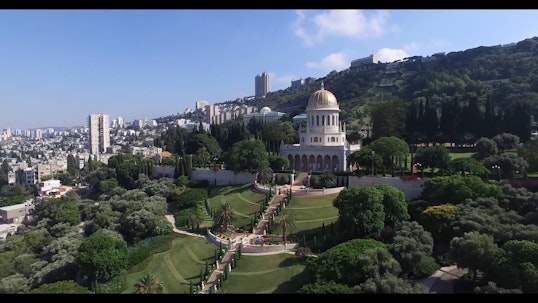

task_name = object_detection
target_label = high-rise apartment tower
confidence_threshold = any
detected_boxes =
[88,113,110,155]
[255,72,271,98]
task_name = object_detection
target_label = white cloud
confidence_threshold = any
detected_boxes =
[376,48,409,63]
[293,10,390,47]
[403,42,421,53]
[306,52,349,71]
[293,10,315,47]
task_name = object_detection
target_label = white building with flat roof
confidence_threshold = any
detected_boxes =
[242,107,285,125]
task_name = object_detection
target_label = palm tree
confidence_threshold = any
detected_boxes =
[133,273,164,294]
[319,170,337,188]
[274,213,297,245]
[197,147,210,168]
[213,202,236,231]
[257,166,274,184]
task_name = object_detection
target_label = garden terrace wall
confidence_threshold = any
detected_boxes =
[191,169,256,186]
[348,176,425,201]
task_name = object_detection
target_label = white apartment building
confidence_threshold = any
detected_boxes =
[88,113,110,155]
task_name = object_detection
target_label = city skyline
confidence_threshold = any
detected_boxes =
[1,9,537,130]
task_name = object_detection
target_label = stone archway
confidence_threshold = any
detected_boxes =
[324,155,331,169]
[332,155,339,171]
[316,155,323,171]
[301,155,308,171]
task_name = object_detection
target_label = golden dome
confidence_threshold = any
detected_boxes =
[307,82,339,110]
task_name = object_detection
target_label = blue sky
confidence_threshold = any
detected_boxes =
[1,9,537,130]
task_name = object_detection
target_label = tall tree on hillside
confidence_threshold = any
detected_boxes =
[483,94,498,138]
[210,120,251,152]
[262,121,297,154]
[185,133,222,161]
[440,98,462,145]
[370,100,406,140]
[461,94,482,140]
[512,102,532,143]
[449,231,499,282]
[369,136,410,175]
[423,98,439,143]
[223,139,269,174]
[518,139,538,173]
[417,98,425,134]
[76,230,128,290]
[333,187,385,239]
[405,101,419,144]
[246,116,264,140]
[66,154,79,178]
[414,145,451,174]
[155,125,187,157]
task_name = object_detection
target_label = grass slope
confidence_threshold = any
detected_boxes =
[208,184,267,229]
[218,253,308,294]
[122,235,217,294]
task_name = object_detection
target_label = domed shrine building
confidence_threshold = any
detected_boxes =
[280,83,361,172]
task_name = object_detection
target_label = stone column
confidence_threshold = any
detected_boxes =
[290,173,295,185]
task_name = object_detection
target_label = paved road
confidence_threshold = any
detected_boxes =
[418,265,468,294]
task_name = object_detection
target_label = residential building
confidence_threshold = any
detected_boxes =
[195,100,208,111]
[88,113,110,155]
[290,77,316,89]
[255,72,271,98]
[205,103,256,125]
[350,54,379,68]
[0,200,35,224]
[37,161,67,182]
[23,168,37,185]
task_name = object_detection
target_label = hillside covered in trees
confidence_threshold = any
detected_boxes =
[245,36,537,142]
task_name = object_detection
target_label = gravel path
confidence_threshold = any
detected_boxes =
[418,265,468,294]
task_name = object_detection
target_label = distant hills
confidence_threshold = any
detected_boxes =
[243,36,538,124]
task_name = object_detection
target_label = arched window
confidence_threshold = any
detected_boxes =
[322,115,325,125]
[331,137,335,142]
[316,115,319,126]
[314,137,318,142]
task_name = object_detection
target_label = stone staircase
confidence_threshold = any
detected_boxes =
[293,172,309,186]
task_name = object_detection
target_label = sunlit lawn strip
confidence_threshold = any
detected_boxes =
[122,235,216,294]
[219,254,307,294]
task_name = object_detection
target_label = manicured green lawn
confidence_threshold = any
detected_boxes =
[208,184,267,229]
[218,253,308,294]
[276,194,339,235]
[449,152,474,160]
[121,234,217,294]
